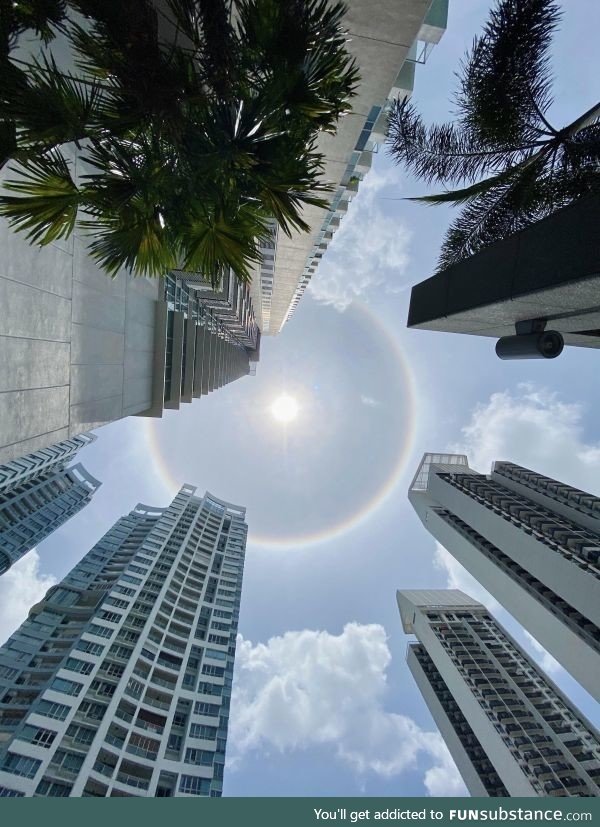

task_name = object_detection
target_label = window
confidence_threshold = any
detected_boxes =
[76,640,104,656]
[189,724,217,740]
[105,597,130,609]
[77,701,107,721]
[194,702,220,717]
[110,644,133,660]
[66,724,96,745]
[50,750,84,774]
[185,748,214,765]
[36,700,71,721]
[114,586,136,597]
[179,775,210,795]
[172,712,187,728]
[99,611,122,623]
[207,634,228,646]
[90,680,116,698]
[35,780,71,797]
[19,725,57,748]
[121,575,142,585]
[65,657,94,676]
[202,665,224,677]
[197,682,222,697]
[2,752,42,778]
[205,649,227,660]
[0,786,24,797]
[87,623,114,639]
[102,662,124,678]
[50,677,83,697]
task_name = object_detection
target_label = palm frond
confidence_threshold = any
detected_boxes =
[0,150,80,244]
[0,0,67,53]
[179,203,270,285]
[437,157,548,269]
[405,168,518,206]
[4,52,105,148]
[79,214,177,278]
[458,0,561,147]
[387,97,525,186]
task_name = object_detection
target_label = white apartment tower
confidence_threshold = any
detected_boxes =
[251,0,449,334]
[0,434,100,576]
[408,454,600,703]
[398,590,600,797]
[0,486,246,797]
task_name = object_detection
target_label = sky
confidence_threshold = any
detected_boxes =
[1,0,600,799]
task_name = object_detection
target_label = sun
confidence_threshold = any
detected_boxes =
[271,394,299,423]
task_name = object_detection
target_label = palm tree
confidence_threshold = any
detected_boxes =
[0,0,359,284]
[386,0,600,271]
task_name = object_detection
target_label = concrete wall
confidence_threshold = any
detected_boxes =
[0,196,157,465]
[0,27,158,465]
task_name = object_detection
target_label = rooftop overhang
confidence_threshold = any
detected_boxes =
[407,194,600,348]
[409,452,469,493]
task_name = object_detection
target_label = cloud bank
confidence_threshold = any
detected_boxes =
[229,622,467,796]
[309,166,412,311]
[0,551,56,646]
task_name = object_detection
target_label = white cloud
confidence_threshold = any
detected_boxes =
[0,551,57,646]
[309,166,412,311]
[449,383,600,491]
[229,623,467,796]
[360,395,380,407]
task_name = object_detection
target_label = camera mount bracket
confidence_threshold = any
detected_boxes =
[515,319,547,336]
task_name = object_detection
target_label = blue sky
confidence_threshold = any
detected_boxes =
[1,0,600,798]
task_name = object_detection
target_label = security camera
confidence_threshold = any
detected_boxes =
[495,331,564,360]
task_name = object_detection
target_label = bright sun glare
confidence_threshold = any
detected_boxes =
[271,394,299,423]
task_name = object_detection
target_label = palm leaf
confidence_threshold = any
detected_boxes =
[458,0,561,147]
[4,52,105,148]
[437,157,547,269]
[386,97,525,186]
[79,214,178,278]
[179,203,270,285]
[0,150,80,244]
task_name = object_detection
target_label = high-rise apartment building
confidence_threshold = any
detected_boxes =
[0,486,246,797]
[398,589,600,797]
[408,454,600,703]
[0,434,100,576]
[0,234,259,465]
[251,0,449,334]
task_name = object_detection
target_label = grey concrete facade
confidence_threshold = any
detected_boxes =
[398,589,600,797]
[0,209,158,465]
[408,454,600,703]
